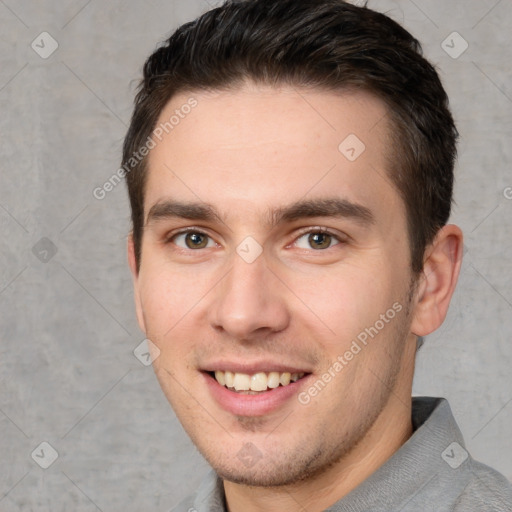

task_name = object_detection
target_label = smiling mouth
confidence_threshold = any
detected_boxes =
[208,370,308,394]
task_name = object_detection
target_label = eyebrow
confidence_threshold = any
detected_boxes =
[146,197,374,228]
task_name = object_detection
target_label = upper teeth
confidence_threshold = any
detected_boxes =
[214,370,305,392]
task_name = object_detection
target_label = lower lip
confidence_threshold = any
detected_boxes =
[202,372,311,416]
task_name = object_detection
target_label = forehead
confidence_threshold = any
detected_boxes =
[153,84,391,158]
[144,84,401,226]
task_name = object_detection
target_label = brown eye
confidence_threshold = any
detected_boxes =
[308,232,332,249]
[185,232,208,249]
[172,231,214,250]
[294,230,341,250]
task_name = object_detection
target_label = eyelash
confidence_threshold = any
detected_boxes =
[165,226,345,251]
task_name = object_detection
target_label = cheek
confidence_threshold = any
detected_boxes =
[286,263,395,348]
[137,261,221,373]
[138,265,197,337]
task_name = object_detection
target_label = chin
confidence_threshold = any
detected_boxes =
[214,464,306,488]
[198,440,342,488]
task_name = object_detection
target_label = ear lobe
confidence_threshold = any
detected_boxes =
[127,234,146,334]
[127,233,138,277]
[410,224,463,337]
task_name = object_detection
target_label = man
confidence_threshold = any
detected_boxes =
[123,1,512,510]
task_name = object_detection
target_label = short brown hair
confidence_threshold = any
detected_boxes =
[123,0,458,273]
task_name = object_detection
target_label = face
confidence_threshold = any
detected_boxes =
[130,84,420,486]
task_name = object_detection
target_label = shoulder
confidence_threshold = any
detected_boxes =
[167,470,225,512]
[167,497,196,512]
[168,504,196,512]
[453,460,512,511]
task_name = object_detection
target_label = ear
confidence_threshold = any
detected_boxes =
[127,233,146,334]
[410,224,463,337]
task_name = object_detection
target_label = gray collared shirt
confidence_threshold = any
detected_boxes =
[171,397,512,511]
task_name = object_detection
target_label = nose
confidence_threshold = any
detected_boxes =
[208,248,290,341]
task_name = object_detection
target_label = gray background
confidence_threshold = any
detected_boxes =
[0,0,511,510]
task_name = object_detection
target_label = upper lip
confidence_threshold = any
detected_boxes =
[201,360,312,375]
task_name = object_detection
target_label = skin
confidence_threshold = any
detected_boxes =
[128,83,463,512]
